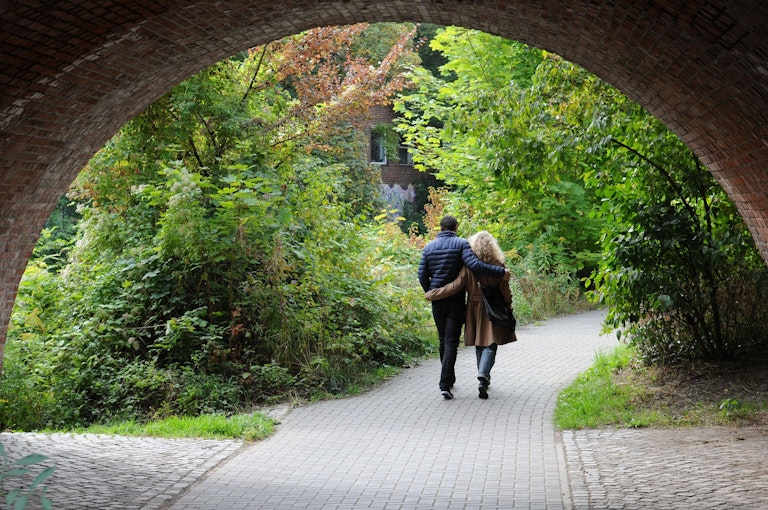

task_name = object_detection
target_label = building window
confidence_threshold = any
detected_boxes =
[397,145,413,165]
[371,132,387,164]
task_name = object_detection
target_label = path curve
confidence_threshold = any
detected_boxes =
[11,311,766,509]
[167,309,615,509]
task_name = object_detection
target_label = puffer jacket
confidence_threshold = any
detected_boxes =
[418,231,506,292]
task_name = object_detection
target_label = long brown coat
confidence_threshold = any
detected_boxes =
[426,266,517,347]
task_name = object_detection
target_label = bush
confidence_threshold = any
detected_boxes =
[589,141,768,362]
[3,203,435,430]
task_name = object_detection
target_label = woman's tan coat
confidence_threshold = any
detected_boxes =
[426,266,517,346]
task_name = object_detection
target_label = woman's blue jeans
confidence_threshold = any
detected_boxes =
[476,344,498,385]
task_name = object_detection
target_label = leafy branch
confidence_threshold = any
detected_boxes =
[1,441,54,510]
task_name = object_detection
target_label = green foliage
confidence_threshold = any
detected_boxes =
[714,395,766,421]
[32,195,80,271]
[394,29,606,315]
[9,22,767,436]
[509,267,590,324]
[413,24,449,78]
[717,398,755,419]
[3,26,433,431]
[394,28,603,278]
[4,154,433,429]
[399,182,430,235]
[0,441,54,510]
[586,130,768,362]
[554,345,657,429]
[398,26,768,363]
[352,23,422,71]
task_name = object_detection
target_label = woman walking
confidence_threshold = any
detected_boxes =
[425,231,516,399]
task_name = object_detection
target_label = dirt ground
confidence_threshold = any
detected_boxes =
[616,355,768,427]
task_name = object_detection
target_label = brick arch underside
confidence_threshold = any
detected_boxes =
[1,0,767,358]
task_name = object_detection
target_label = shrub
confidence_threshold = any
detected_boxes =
[589,141,768,362]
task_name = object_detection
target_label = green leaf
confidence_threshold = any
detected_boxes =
[3,468,29,477]
[30,466,55,489]
[13,494,29,510]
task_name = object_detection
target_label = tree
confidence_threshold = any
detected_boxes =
[395,26,768,360]
[2,24,433,429]
[586,131,768,362]
[394,27,602,276]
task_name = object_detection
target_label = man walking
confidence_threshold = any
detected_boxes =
[418,215,509,399]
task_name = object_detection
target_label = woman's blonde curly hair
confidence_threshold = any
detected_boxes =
[468,231,505,266]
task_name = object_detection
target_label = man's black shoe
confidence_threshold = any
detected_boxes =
[478,385,488,399]
[441,389,454,400]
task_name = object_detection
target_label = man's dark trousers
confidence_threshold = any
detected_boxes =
[431,294,465,391]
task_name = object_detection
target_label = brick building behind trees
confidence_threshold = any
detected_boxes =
[366,105,438,218]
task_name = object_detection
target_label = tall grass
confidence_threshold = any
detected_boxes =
[511,270,595,325]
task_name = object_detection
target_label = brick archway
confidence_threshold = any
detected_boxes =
[2,1,767,359]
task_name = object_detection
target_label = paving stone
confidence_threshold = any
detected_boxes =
[167,310,614,509]
[561,426,768,509]
[4,310,766,509]
[0,433,242,510]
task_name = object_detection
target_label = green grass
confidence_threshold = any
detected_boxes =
[554,343,768,429]
[339,365,402,395]
[306,364,405,402]
[554,344,663,429]
[70,412,275,441]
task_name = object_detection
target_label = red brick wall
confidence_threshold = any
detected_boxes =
[1,1,768,361]
[366,105,437,187]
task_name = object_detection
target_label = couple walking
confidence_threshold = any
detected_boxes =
[418,215,517,400]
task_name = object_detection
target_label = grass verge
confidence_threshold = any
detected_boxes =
[69,412,275,441]
[555,343,768,429]
[44,363,406,440]
[554,344,661,429]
